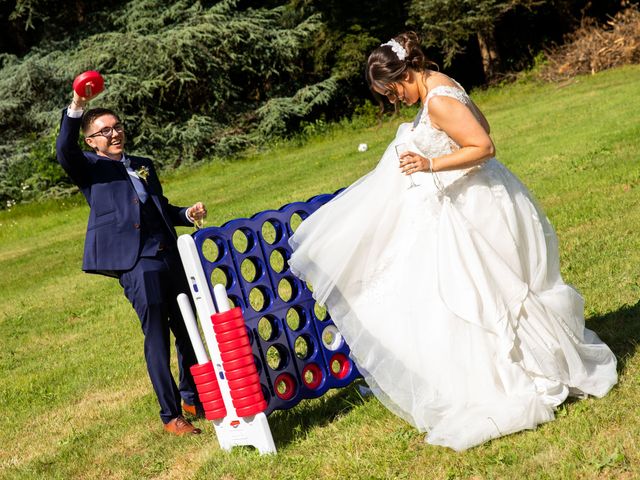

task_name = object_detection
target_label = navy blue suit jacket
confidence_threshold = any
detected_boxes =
[56,110,192,276]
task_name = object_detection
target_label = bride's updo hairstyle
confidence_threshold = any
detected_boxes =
[366,31,435,99]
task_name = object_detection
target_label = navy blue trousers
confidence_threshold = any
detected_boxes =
[118,250,199,423]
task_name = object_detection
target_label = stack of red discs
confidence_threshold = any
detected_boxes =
[190,361,226,420]
[212,307,267,417]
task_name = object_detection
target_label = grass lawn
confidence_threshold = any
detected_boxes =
[1,65,639,479]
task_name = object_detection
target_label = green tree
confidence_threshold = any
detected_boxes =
[0,0,632,207]
[408,0,547,81]
[288,0,406,110]
[0,0,126,54]
[0,0,332,204]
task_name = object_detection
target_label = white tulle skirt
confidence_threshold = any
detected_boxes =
[288,131,617,451]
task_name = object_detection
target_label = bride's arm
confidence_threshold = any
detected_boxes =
[469,99,491,134]
[399,96,495,175]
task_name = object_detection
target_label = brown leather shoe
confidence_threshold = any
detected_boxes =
[182,402,205,419]
[163,415,201,436]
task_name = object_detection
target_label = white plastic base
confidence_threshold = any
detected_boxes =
[178,234,276,455]
[215,413,275,454]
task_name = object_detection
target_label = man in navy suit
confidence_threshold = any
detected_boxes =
[57,87,207,435]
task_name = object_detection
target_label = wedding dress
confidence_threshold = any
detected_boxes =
[288,81,617,451]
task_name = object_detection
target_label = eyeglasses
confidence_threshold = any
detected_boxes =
[86,124,125,139]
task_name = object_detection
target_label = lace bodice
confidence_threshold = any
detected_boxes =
[397,81,487,189]
[412,85,473,158]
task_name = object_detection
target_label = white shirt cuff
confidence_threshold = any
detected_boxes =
[67,106,83,118]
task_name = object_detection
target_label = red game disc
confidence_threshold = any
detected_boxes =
[232,392,265,409]
[195,380,222,395]
[192,370,217,385]
[235,400,267,418]
[190,361,214,377]
[199,390,223,403]
[223,363,258,381]
[229,382,262,400]
[73,70,104,97]
[204,407,227,421]
[201,399,225,411]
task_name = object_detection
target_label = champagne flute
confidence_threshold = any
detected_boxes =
[190,203,206,231]
[193,217,205,231]
[395,142,419,188]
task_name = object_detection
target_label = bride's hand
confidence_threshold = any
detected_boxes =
[399,151,429,175]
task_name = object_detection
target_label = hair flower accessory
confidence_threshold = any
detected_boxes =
[136,165,149,182]
[381,39,408,61]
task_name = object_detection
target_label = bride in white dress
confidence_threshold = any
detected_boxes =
[288,32,617,451]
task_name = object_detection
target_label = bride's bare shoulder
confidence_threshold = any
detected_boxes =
[425,71,461,90]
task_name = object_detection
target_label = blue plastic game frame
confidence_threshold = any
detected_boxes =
[190,190,360,415]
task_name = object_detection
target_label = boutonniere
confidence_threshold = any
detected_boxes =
[136,166,149,183]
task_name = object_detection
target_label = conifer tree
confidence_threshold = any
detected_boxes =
[408,0,546,81]
[0,0,331,203]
